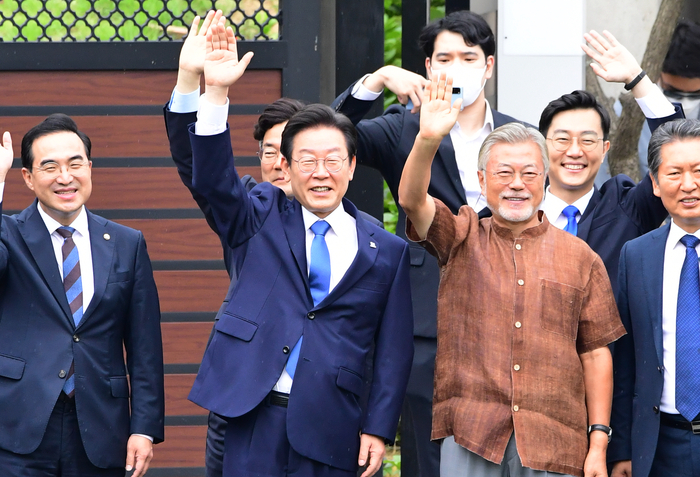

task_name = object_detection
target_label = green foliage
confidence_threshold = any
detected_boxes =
[383,449,401,476]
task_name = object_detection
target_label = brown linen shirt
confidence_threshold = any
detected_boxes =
[406,198,625,477]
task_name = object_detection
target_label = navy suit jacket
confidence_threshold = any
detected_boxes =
[187,127,414,472]
[332,83,521,337]
[0,202,164,468]
[609,223,671,477]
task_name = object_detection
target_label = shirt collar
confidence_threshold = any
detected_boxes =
[490,210,549,240]
[451,100,494,137]
[541,185,595,219]
[667,219,700,250]
[301,202,353,236]
[37,203,89,238]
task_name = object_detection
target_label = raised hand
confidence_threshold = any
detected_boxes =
[0,131,13,182]
[203,22,254,103]
[418,73,462,142]
[582,30,642,84]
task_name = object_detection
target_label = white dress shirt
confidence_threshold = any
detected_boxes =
[541,186,594,231]
[169,87,200,113]
[352,80,493,211]
[660,221,700,414]
[273,204,358,393]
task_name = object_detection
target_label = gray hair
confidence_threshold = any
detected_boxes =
[477,122,549,173]
[648,119,700,181]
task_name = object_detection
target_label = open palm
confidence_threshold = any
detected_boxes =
[203,23,254,88]
[419,74,461,140]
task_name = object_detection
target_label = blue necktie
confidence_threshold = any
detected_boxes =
[286,220,331,379]
[562,205,579,236]
[56,226,83,397]
[676,234,700,421]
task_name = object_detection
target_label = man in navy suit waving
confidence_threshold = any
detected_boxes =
[0,115,164,476]
[187,23,413,477]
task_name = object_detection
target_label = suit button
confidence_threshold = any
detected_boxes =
[73,335,80,342]
[307,313,315,320]
[59,370,66,378]
[653,406,660,414]
[283,346,290,354]
[658,366,663,373]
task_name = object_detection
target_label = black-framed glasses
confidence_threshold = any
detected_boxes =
[487,169,543,185]
[292,155,348,174]
[547,134,604,152]
[256,147,281,165]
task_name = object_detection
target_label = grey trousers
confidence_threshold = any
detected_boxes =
[440,435,576,477]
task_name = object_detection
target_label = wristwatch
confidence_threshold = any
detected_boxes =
[588,424,612,442]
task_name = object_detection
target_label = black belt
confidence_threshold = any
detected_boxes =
[266,391,289,408]
[660,412,700,434]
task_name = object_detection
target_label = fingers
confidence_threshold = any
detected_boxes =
[239,51,255,70]
[188,15,200,37]
[126,437,154,477]
[198,10,218,36]
[359,439,384,477]
[226,25,236,53]
[3,131,12,151]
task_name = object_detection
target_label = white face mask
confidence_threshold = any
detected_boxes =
[662,89,700,119]
[431,63,487,110]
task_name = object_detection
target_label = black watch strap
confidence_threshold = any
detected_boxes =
[588,424,612,442]
[624,70,647,91]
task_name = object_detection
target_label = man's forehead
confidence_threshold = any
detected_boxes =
[550,109,603,134]
[660,138,700,164]
[432,31,484,55]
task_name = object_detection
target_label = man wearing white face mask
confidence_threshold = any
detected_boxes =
[332,10,525,477]
[636,21,700,177]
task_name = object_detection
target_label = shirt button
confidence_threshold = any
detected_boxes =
[513,364,520,371]
[513,405,519,412]
[517,279,524,286]
[653,406,660,414]
[283,346,290,354]
[515,321,522,328]
[59,370,66,378]
[73,335,80,342]
[515,244,522,250]
[307,312,315,320]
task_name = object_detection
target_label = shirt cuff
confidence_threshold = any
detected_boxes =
[635,85,676,119]
[0,182,5,202]
[132,434,153,442]
[195,94,229,136]
[351,74,383,101]
[169,87,200,113]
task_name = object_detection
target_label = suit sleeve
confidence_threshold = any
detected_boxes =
[646,103,684,135]
[361,242,414,441]
[331,80,378,125]
[607,242,635,463]
[124,232,165,442]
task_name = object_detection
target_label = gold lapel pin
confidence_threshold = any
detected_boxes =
[369,241,376,249]
[103,233,111,241]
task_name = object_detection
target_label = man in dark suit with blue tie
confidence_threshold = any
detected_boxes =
[0,115,164,476]
[186,23,413,477]
[609,119,700,477]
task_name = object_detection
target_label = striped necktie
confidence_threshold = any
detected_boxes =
[562,205,579,236]
[676,234,700,421]
[56,226,83,397]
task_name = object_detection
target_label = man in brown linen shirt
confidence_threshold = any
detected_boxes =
[398,74,626,477]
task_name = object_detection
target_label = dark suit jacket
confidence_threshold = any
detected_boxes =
[0,202,164,468]
[332,83,521,338]
[186,126,413,472]
[609,223,670,477]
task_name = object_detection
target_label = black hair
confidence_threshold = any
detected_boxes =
[21,113,91,171]
[253,97,306,143]
[280,104,357,163]
[662,21,700,78]
[418,10,495,60]
[538,90,611,140]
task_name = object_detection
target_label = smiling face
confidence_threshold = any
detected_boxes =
[282,126,356,218]
[22,131,92,226]
[545,108,610,204]
[259,121,292,196]
[651,138,700,233]
[478,141,545,235]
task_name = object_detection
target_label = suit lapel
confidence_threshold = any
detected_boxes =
[642,224,669,367]
[281,200,309,291]
[79,211,114,327]
[436,136,468,206]
[576,187,601,242]
[17,202,73,323]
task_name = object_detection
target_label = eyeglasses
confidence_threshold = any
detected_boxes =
[487,169,543,185]
[256,147,281,165]
[35,160,90,179]
[292,155,348,174]
[547,135,604,152]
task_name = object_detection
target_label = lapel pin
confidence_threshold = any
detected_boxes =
[369,241,376,249]
[103,233,111,241]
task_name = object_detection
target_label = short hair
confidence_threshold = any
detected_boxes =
[662,21,700,78]
[280,104,357,163]
[21,113,91,171]
[478,122,549,173]
[419,10,495,60]
[538,90,611,140]
[648,119,700,181]
[253,97,306,144]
